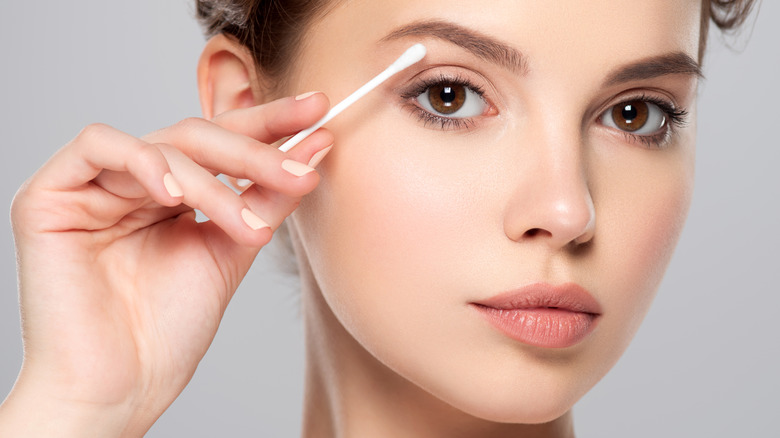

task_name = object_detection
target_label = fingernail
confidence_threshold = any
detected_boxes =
[282,159,315,177]
[307,145,333,168]
[294,91,321,101]
[163,173,183,197]
[241,208,270,230]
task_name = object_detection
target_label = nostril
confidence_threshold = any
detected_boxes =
[525,228,542,237]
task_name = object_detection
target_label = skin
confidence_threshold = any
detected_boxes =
[0,0,701,437]
[285,0,700,436]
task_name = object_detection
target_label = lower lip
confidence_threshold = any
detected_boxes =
[472,305,599,348]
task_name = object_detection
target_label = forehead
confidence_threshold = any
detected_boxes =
[301,0,701,83]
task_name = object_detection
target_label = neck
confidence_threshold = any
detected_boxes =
[298,270,575,438]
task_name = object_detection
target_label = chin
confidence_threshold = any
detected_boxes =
[405,357,590,426]
[447,384,579,425]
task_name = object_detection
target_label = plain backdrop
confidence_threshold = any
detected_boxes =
[0,1,777,436]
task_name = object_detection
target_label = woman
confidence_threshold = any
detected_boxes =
[0,0,763,436]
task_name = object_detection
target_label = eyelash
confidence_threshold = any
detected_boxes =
[399,73,488,130]
[399,74,689,148]
[605,94,689,148]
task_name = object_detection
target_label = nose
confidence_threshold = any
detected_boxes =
[503,139,595,249]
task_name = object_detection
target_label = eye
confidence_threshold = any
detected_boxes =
[400,72,497,130]
[601,99,668,136]
[416,82,487,118]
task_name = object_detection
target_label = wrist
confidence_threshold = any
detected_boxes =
[0,372,157,437]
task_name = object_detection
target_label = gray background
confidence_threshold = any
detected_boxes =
[0,1,777,436]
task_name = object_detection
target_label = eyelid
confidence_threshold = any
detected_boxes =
[398,65,497,98]
[593,88,684,120]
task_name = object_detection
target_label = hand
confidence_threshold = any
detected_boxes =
[0,93,333,436]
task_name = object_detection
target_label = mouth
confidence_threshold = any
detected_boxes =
[470,283,602,349]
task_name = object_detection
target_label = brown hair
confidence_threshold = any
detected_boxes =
[700,0,759,59]
[196,0,337,90]
[197,0,759,84]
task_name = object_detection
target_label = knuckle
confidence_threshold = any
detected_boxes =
[131,143,165,172]
[174,117,209,135]
[9,179,52,236]
[152,142,175,154]
[154,117,210,150]
[9,181,32,227]
[74,123,111,144]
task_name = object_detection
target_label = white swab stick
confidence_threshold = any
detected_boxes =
[278,43,427,152]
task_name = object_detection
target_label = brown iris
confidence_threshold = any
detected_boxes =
[611,100,649,132]
[428,84,466,114]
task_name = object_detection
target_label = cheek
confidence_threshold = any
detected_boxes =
[292,107,514,387]
[292,114,461,334]
[588,134,696,353]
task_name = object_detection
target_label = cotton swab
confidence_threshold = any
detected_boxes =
[278,43,427,152]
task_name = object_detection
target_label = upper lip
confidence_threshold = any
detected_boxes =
[471,282,602,315]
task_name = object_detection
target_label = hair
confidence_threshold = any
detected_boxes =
[196,0,337,90]
[197,0,759,85]
[700,0,759,59]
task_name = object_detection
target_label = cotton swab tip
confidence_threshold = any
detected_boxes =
[391,43,427,72]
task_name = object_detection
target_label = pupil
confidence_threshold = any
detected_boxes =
[621,104,638,122]
[428,83,466,115]
[440,86,456,106]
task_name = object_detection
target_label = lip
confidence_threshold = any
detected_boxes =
[470,283,602,348]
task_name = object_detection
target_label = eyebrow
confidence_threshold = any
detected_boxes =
[381,19,702,86]
[602,52,703,86]
[379,20,528,74]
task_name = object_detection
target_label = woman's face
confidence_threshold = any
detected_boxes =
[283,0,700,423]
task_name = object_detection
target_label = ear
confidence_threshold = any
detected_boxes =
[197,34,262,119]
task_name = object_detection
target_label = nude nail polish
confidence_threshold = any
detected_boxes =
[241,208,270,230]
[163,173,183,197]
[295,91,321,101]
[307,145,333,168]
[282,159,315,177]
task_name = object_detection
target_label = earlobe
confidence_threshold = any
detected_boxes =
[197,34,261,119]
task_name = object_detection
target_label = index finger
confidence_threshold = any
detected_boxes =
[211,92,330,145]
